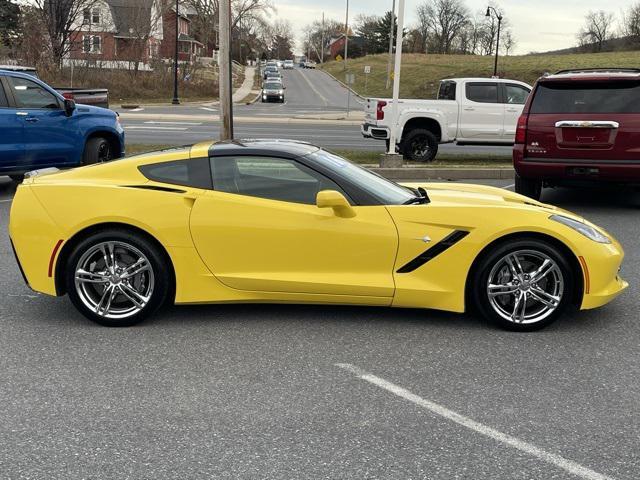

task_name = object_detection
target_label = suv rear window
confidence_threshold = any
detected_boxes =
[530,81,640,113]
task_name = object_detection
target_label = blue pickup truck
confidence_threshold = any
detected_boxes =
[0,70,125,182]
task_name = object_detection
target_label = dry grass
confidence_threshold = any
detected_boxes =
[323,51,640,99]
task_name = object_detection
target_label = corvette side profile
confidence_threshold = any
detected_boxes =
[9,140,627,331]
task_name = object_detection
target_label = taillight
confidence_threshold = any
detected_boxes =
[515,114,528,144]
[376,101,387,120]
[62,92,75,100]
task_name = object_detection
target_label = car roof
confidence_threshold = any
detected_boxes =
[442,77,529,85]
[209,139,320,158]
[541,70,640,82]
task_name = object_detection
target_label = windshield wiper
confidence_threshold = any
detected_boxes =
[402,186,431,205]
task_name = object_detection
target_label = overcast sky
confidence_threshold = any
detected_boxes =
[274,0,631,55]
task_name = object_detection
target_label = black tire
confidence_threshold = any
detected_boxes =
[82,137,112,165]
[400,128,439,162]
[515,174,542,200]
[471,238,575,332]
[9,175,24,183]
[65,229,172,327]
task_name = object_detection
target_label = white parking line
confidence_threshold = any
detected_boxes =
[502,183,515,190]
[144,121,203,126]
[200,107,217,112]
[335,363,613,480]
[0,199,12,203]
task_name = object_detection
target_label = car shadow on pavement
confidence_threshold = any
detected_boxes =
[541,185,640,210]
[0,177,17,197]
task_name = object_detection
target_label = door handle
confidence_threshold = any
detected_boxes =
[506,108,519,112]
[463,107,474,111]
[25,117,39,123]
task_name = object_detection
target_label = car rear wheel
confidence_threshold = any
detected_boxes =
[515,174,542,201]
[82,137,112,165]
[400,129,438,162]
[65,230,171,327]
[471,238,575,331]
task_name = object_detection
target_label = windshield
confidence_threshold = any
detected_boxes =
[304,150,416,205]
[264,83,282,90]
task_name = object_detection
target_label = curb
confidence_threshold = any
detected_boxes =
[118,112,363,126]
[370,167,515,181]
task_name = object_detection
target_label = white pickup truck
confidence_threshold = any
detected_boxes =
[361,78,532,161]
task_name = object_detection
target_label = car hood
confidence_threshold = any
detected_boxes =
[75,103,116,116]
[402,181,575,216]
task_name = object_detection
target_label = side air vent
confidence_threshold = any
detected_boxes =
[397,230,470,273]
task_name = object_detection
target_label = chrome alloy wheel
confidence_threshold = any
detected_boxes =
[74,241,154,319]
[486,249,564,325]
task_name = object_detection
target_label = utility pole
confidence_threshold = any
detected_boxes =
[219,0,233,139]
[321,12,325,65]
[385,0,396,90]
[343,0,349,70]
[486,6,503,77]
[387,0,405,155]
[171,0,180,104]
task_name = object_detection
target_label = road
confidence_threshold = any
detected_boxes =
[1,177,638,479]
[119,67,514,156]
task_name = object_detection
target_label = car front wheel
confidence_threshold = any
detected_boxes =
[472,238,575,331]
[65,230,171,327]
[82,137,112,165]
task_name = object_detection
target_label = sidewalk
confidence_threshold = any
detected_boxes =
[232,66,255,103]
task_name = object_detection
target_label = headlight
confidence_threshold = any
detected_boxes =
[550,215,611,243]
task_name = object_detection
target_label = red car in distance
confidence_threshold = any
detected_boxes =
[514,68,640,200]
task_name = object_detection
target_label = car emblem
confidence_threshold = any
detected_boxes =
[415,235,431,243]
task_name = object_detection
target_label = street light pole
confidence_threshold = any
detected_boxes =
[343,0,349,70]
[321,12,325,65]
[485,6,503,77]
[385,0,396,90]
[171,0,180,104]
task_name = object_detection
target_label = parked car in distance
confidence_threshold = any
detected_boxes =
[283,60,294,70]
[261,80,285,102]
[362,78,532,161]
[263,65,279,79]
[0,65,110,108]
[304,61,316,69]
[0,70,125,181]
[514,68,640,200]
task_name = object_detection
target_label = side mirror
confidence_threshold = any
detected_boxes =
[316,190,356,218]
[64,99,76,117]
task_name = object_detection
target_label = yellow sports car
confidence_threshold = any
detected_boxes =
[9,140,627,331]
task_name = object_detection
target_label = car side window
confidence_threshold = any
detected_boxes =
[139,158,212,189]
[466,82,499,103]
[438,81,456,101]
[8,76,60,109]
[0,81,8,108]
[210,155,348,205]
[504,84,530,105]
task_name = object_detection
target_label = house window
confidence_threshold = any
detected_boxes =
[83,35,102,54]
[84,8,100,25]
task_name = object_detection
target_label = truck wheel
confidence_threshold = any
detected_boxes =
[82,137,112,165]
[515,174,542,201]
[400,129,438,162]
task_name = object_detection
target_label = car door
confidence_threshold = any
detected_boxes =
[189,155,398,299]
[458,82,503,141]
[502,83,530,141]
[6,76,77,168]
[0,76,25,171]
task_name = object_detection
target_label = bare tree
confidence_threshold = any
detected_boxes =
[621,2,640,45]
[577,10,615,52]
[420,0,470,54]
[501,29,515,55]
[414,4,430,53]
[32,0,101,67]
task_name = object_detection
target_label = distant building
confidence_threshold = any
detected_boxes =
[328,34,366,60]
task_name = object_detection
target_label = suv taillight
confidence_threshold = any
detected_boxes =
[515,114,528,144]
[376,101,387,120]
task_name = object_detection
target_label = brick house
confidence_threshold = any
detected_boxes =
[328,34,366,60]
[66,0,202,69]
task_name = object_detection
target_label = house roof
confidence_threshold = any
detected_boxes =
[104,0,156,37]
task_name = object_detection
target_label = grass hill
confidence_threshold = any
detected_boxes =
[322,51,640,99]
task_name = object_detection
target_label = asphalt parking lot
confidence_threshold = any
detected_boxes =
[0,176,638,479]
